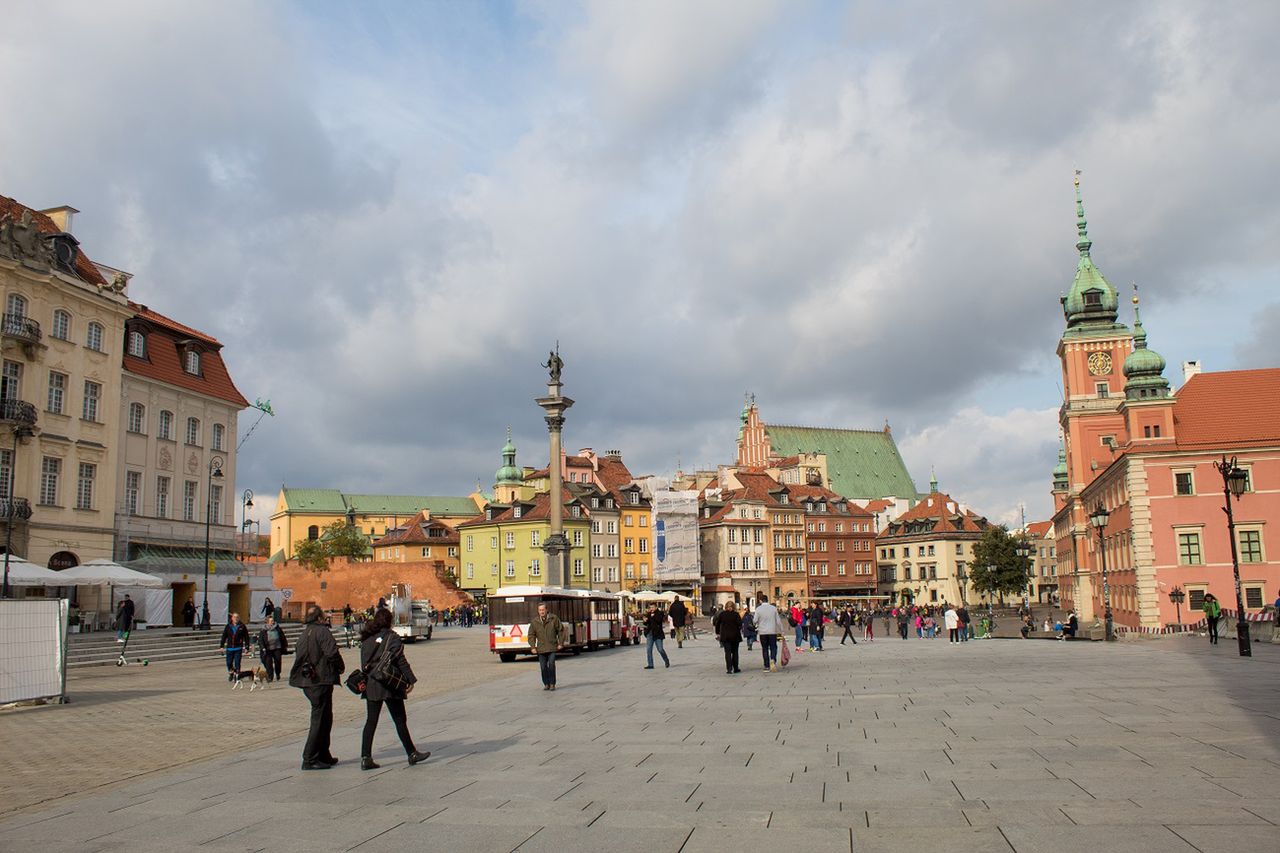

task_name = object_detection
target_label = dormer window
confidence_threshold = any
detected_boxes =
[185,349,201,375]
[571,505,581,517]
[127,330,146,358]
[606,498,614,509]
[779,493,788,504]
[629,491,640,505]
[513,505,522,519]
[486,508,494,520]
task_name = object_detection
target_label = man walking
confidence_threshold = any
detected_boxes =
[956,603,971,642]
[642,603,670,669]
[669,596,689,648]
[808,601,826,651]
[289,604,344,770]
[527,603,564,690]
[712,601,743,674]
[753,594,785,672]
[839,606,857,645]
[115,594,135,642]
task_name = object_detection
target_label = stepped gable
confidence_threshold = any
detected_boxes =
[1171,368,1280,449]
[0,194,106,285]
[762,423,919,500]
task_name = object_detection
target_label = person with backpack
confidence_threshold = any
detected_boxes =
[669,596,690,648]
[712,600,743,674]
[1203,593,1222,645]
[741,608,757,651]
[289,605,345,770]
[357,609,428,770]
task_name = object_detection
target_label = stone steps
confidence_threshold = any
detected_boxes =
[67,624,313,668]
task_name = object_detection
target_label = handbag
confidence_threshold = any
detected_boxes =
[344,667,367,696]
[779,637,791,667]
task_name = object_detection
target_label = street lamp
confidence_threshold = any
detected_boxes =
[1214,456,1252,658]
[200,456,224,630]
[240,489,254,561]
[2,424,35,598]
[1088,503,1114,642]
[1169,586,1186,632]
[956,565,968,603]
[1015,539,1033,610]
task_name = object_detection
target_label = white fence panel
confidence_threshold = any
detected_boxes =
[0,599,68,705]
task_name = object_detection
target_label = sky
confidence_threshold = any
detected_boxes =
[2,1,1278,530]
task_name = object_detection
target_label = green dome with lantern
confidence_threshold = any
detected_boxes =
[1052,440,1068,492]
[1061,175,1125,337]
[494,427,522,485]
[1123,294,1170,400]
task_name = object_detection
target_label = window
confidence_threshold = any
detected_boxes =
[506,561,515,577]
[753,528,762,544]
[75,462,95,510]
[593,567,603,583]
[505,532,515,549]
[465,535,474,552]
[625,515,634,527]
[728,557,737,571]
[185,350,201,375]
[5,293,26,318]
[774,533,781,548]
[1188,588,1206,611]
[837,562,846,575]
[158,410,173,440]
[629,492,640,505]
[607,543,617,558]
[466,563,474,579]
[156,476,170,518]
[51,310,70,341]
[1174,471,1194,496]
[639,538,648,553]
[184,482,198,521]
[573,559,584,577]
[570,505,580,518]
[607,521,616,535]
[123,470,142,515]
[39,457,60,505]
[1245,586,1264,609]
[1,360,20,401]
[127,330,145,357]
[210,484,222,524]
[809,541,817,553]
[530,530,540,547]
[640,515,648,527]
[728,528,736,544]
[86,322,104,352]
[1096,383,1109,398]
[128,402,145,434]
[82,381,100,422]
[47,371,66,414]
[1177,532,1202,565]
[573,530,583,546]
[0,449,10,501]
[212,423,225,451]
[608,567,619,582]
[836,541,845,552]
[513,506,522,519]
[530,559,540,577]
[624,537,634,552]
[1238,530,1263,563]
[186,417,200,446]
[592,543,602,558]
[625,564,635,579]
[927,544,935,556]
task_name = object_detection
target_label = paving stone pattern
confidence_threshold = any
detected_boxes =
[3,630,1279,853]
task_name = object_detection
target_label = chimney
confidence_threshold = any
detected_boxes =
[39,206,79,233]
[1182,360,1202,385]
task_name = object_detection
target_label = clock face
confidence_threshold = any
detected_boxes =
[1087,352,1112,376]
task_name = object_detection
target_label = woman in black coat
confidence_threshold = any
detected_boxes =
[712,601,743,674]
[358,609,429,770]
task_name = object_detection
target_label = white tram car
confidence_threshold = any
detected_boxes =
[488,586,624,662]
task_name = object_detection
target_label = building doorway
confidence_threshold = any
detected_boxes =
[227,583,250,621]
[171,582,197,626]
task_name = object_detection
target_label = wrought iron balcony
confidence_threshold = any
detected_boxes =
[0,398,37,427]
[1,314,42,346]
[0,497,32,521]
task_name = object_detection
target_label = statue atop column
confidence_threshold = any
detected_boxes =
[543,346,564,385]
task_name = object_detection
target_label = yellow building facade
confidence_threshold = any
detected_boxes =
[455,492,592,596]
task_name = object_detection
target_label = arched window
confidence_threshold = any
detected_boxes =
[307,525,320,540]
[127,330,146,357]
[51,310,71,341]
[185,417,200,446]
[158,410,173,440]
[5,293,27,319]
[127,402,145,434]
[86,321,104,352]
[212,423,225,451]
[185,350,201,375]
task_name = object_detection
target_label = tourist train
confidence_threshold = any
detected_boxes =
[487,586,632,662]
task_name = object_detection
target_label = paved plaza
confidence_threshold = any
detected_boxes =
[2,630,1279,852]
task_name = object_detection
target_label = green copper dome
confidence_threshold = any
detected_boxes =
[1052,440,1068,491]
[1061,176,1122,334]
[1123,297,1170,400]
[495,427,522,485]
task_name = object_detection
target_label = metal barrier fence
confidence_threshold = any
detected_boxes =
[0,598,68,705]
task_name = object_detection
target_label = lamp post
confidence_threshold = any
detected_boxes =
[2,424,35,598]
[956,565,968,604]
[1214,455,1252,657]
[1169,586,1185,632]
[1088,503,1114,642]
[240,489,254,561]
[200,456,224,630]
[1015,539,1033,612]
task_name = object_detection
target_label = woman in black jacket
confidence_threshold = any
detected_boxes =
[712,601,743,674]
[358,609,429,770]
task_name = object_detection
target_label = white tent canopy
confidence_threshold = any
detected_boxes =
[56,559,165,588]
[1,557,65,587]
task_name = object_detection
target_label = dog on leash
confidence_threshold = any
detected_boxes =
[231,666,268,691]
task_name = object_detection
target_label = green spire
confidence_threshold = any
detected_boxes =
[929,467,938,494]
[1122,288,1170,400]
[1075,171,1092,256]
[495,426,522,485]
[1052,438,1068,491]
[1061,171,1121,335]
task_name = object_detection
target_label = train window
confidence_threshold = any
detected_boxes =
[490,596,540,624]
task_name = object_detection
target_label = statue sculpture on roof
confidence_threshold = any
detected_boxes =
[543,346,564,384]
[0,210,54,269]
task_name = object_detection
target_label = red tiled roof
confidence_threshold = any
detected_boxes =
[456,489,586,528]
[1172,369,1280,449]
[0,195,106,286]
[785,484,875,518]
[889,491,987,533]
[596,457,634,492]
[863,499,894,513]
[1026,520,1053,538]
[123,304,249,408]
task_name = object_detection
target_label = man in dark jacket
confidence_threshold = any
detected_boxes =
[257,615,289,682]
[115,595,135,642]
[956,604,971,642]
[712,601,743,674]
[839,606,857,645]
[642,604,670,670]
[526,603,564,691]
[289,605,345,769]
[669,597,689,647]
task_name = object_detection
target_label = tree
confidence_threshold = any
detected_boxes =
[969,526,1032,604]
[293,520,370,574]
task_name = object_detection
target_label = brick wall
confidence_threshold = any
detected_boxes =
[273,557,473,614]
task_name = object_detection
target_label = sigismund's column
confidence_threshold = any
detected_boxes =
[536,347,573,588]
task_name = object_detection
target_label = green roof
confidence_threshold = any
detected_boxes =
[281,488,475,517]
[764,425,919,500]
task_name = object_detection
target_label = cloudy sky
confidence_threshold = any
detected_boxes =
[3,1,1278,528]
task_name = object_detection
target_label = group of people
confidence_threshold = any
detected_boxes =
[216,611,290,681]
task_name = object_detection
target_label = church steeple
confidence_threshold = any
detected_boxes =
[494,427,522,486]
[1061,172,1122,334]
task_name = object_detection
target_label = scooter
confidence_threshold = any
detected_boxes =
[115,630,150,667]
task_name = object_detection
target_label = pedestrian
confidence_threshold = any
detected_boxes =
[945,604,959,643]
[670,596,689,648]
[289,604,344,769]
[261,597,275,622]
[753,594,784,672]
[642,603,671,669]
[897,608,909,640]
[115,594,135,642]
[219,612,251,682]
[182,597,196,629]
[1061,610,1078,640]
[258,614,289,682]
[741,609,757,650]
[527,603,564,690]
[1020,614,1032,639]
[1203,593,1221,645]
[358,608,429,770]
[839,607,857,645]
[863,610,874,642]
[713,600,743,674]
[789,602,805,648]
[956,603,971,642]
[808,601,825,651]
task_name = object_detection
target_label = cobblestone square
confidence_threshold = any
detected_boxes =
[3,632,1278,852]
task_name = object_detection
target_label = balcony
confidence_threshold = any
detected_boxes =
[0,398,37,427]
[0,497,32,521]
[1,314,42,349]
